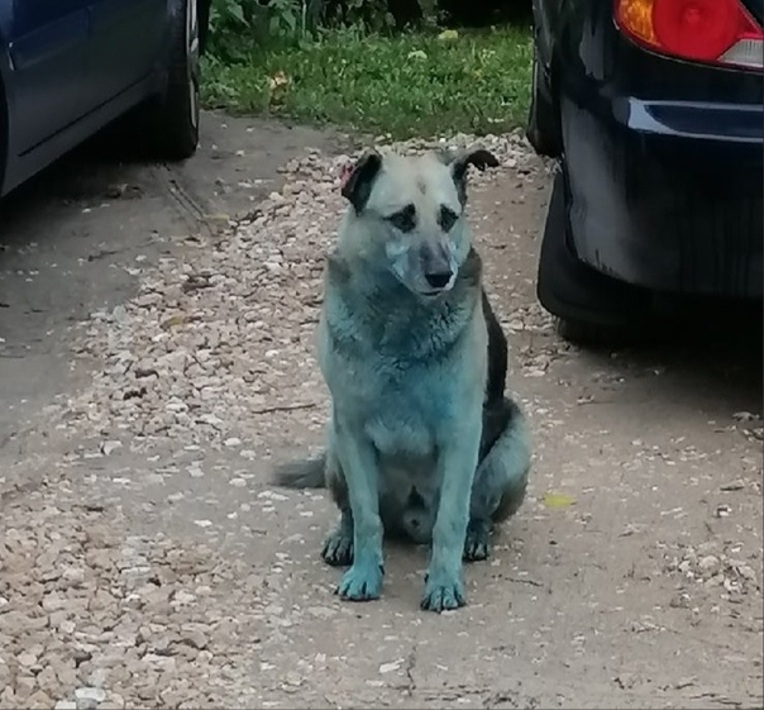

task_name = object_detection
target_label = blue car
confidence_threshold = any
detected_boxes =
[527,0,764,343]
[0,0,212,197]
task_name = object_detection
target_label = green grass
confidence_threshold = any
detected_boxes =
[201,25,533,139]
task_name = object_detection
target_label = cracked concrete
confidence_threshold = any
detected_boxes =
[0,111,762,709]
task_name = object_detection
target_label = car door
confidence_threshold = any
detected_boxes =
[8,0,90,154]
[85,0,167,110]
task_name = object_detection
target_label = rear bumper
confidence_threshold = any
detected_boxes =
[561,95,763,299]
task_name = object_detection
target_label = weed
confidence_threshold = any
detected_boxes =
[202,25,533,139]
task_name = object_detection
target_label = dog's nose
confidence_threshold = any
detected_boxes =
[424,270,452,289]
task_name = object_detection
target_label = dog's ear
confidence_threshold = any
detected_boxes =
[341,150,383,214]
[444,147,500,204]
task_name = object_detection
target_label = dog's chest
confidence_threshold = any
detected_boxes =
[363,376,442,456]
[322,327,460,457]
[320,268,486,456]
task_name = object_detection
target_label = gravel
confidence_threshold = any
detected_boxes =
[0,492,269,709]
[1,132,554,710]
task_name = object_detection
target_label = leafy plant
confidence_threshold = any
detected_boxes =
[207,0,437,54]
[202,25,533,138]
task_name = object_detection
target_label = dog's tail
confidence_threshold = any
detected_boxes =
[273,453,327,489]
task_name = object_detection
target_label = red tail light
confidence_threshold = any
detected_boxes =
[615,0,764,70]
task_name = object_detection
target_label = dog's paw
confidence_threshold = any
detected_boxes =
[321,530,354,567]
[336,560,384,601]
[463,520,491,562]
[420,573,466,612]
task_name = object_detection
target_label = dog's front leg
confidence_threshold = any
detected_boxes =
[422,418,482,612]
[333,416,385,601]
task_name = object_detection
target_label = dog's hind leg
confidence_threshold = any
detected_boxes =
[322,510,354,566]
[321,452,355,567]
[274,448,356,566]
[465,397,531,562]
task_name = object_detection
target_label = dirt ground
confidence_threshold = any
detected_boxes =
[0,111,762,710]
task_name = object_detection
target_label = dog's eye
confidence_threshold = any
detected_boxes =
[386,204,416,233]
[439,205,459,232]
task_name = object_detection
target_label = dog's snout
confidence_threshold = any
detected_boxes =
[418,239,455,293]
[424,270,453,289]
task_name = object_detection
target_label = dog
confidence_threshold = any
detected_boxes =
[274,146,531,612]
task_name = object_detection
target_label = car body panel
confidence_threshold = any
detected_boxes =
[86,0,167,112]
[740,0,763,24]
[532,0,556,66]
[532,0,764,299]
[8,0,90,155]
[0,0,211,197]
[4,74,159,196]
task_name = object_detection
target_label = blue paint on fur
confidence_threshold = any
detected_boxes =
[318,243,488,610]
[421,567,466,611]
[337,559,385,601]
[322,509,354,566]
[331,414,386,599]
[273,150,532,612]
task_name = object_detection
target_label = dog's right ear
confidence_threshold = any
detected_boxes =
[341,150,383,214]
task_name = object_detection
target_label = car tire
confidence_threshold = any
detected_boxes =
[526,46,559,157]
[553,316,632,347]
[145,0,201,160]
[0,78,7,193]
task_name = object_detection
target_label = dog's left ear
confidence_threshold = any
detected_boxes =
[444,147,500,204]
[341,150,383,214]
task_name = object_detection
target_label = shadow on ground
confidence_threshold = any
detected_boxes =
[575,299,763,420]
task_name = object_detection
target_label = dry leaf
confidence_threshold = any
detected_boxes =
[543,492,575,509]
[268,71,290,106]
[161,314,189,329]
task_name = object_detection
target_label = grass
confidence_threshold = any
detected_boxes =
[201,25,533,139]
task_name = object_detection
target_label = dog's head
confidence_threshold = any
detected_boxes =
[339,147,499,299]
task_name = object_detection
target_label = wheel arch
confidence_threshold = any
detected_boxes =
[547,45,565,156]
[0,49,10,195]
[529,0,564,157]
[197,0,210,55]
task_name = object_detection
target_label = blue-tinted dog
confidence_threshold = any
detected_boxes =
[275,147,531,612]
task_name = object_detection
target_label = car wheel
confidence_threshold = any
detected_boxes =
[526,46,559,157]
[147,0,201,160]
[0,79,7,194]
[553,316,633,347]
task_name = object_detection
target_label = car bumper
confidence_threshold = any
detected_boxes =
[561,95,764,299]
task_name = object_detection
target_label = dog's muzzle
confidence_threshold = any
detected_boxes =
[420,242,456,294]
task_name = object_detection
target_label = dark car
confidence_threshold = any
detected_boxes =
[527,0,764,343]
[0,0,212,198]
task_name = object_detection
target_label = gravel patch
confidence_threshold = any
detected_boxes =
[0,486,274,709]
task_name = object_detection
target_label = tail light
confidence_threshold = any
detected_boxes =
[615,0,764,70]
